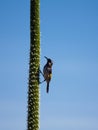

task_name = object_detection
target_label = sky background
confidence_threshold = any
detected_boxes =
[0,0,98,130]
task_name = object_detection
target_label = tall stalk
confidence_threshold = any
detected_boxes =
[27,0,40,130]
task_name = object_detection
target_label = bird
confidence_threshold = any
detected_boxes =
[43,56,53,93]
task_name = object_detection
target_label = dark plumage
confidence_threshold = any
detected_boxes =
[43,56,53,93]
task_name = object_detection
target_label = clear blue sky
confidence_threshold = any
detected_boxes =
[0,0,98,130]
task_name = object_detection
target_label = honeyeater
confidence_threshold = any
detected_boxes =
[43,56,53,93]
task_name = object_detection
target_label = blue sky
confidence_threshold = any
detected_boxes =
[0,0,98,130]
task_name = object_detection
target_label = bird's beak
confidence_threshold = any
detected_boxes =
[44,56,48,60]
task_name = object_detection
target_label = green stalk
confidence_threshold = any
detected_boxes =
[27,0,40,130]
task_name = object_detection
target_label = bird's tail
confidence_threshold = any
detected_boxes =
[46,82,49,93]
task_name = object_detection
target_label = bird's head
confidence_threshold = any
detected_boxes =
[44,56,53,66]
